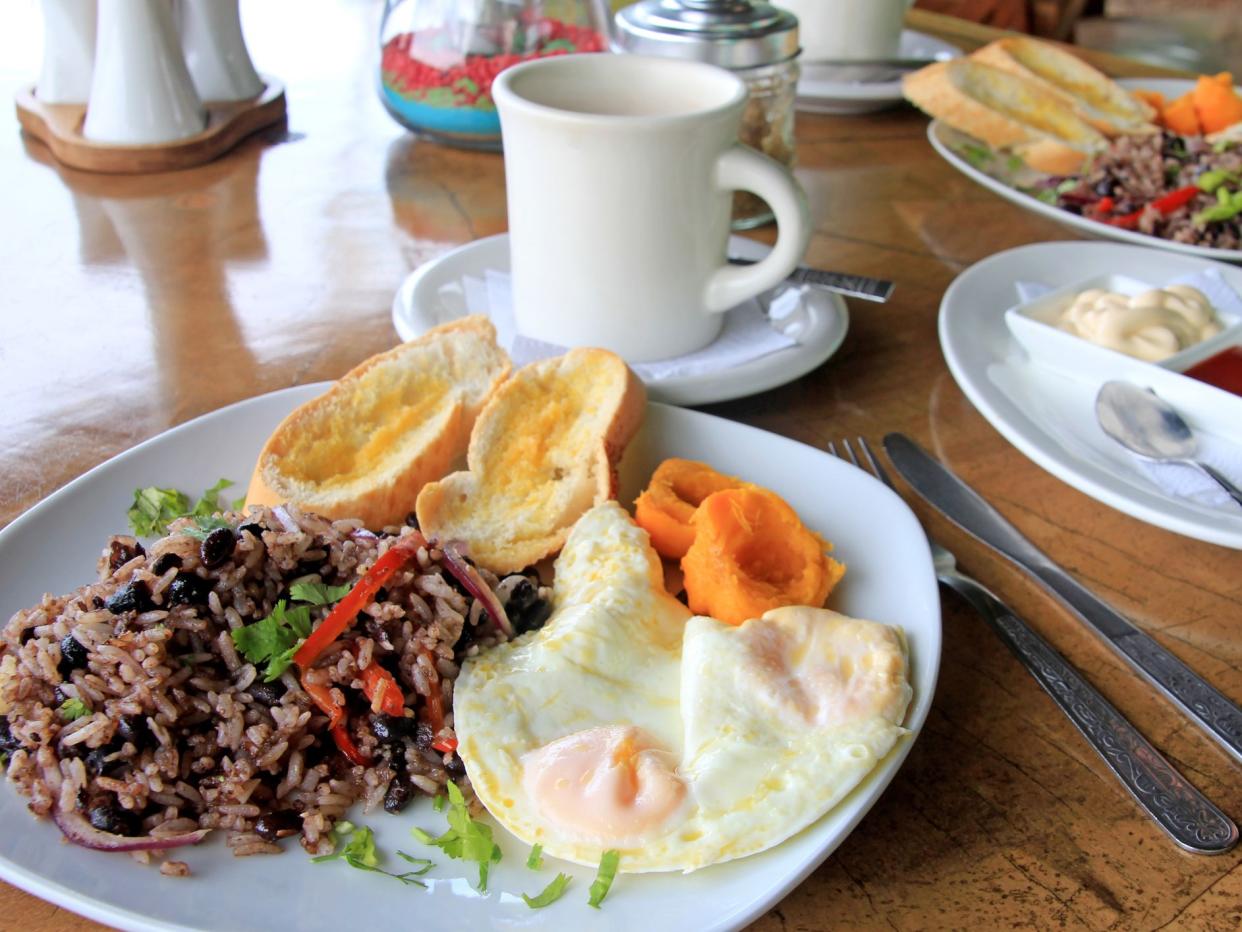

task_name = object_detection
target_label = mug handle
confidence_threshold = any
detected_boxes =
[704,144,811,314]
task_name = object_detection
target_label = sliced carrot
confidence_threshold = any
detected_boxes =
[634,458,749,560]
[681,487,845,626]
[1192,72,1242,134]
[1162,91,1202,135]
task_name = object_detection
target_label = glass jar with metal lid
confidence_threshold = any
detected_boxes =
[613,0,799,229]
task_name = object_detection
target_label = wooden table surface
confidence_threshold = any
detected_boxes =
[2,3,1239,930]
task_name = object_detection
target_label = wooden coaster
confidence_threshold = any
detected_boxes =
[13,76,287,174]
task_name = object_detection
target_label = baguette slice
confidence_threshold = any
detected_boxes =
[246,316,511,529]
[903,59,1107,173]
[416,348,646,574]
[971,37,1157,136]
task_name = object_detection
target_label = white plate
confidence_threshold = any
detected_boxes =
[0,387,940,932]
[391,234,849,407]
[940,240,1242,549]
[796,30,961,115]
[927,78,1242,263]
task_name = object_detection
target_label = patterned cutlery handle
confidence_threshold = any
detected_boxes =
[941,571,1238,855]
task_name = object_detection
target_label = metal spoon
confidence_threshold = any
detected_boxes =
[1095,380,1242,507]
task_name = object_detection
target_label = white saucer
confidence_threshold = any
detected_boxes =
[796,30,961,115]
[391,233,849,407]
[940,241,1242,549]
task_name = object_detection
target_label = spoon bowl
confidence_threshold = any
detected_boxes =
[1095,380,1242,508]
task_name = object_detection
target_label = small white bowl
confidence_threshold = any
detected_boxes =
[1004,271,1242,437]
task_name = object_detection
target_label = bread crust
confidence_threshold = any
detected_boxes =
[971,37,1156,135]
[245,315,511,529]
[415,348,646,574]
[903,58,1105,172]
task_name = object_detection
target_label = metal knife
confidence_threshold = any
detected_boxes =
[883,432,1242,766]
[726,256,894,303]
[940,567,1237,854]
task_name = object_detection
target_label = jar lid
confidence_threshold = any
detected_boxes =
[613,0,799,70]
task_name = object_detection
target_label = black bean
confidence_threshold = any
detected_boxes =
[115,715,152,750]
[58,635,89,676]
[88,802,140,837]
[506,577,538,614]
[246,682,284,707]
[108,539,145,572]
[253,810,301,842]
[413,721,435,751]
[85,746,123,777]
[371,713,416,746]
[105,580,153,615]
[512,597,552,635]
[0,718,22,753]
[200,528,236,568]
[445,755,466,779]
[19,627,37,645]
[404,512,420,528]
[383,777,412,814]
[54,685,69,705]
[167,573,211,606]
[151,552,183,575]
[239,523,266,539]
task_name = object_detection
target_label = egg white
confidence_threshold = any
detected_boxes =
[454,502,912,873]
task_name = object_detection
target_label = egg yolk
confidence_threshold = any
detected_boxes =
[741,607,908,728]
[521,725,685,845]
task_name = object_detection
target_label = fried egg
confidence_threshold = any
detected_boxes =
[453,501,912,873]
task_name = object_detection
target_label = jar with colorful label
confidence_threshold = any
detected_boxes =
[379,0,611,150]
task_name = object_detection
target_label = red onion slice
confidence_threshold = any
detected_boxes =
[53,807,210,852]
[269,505,302,534]
[440,543,513,638]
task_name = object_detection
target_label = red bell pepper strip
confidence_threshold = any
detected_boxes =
[359,661,405,716]
[420,650,457,753]
[303,681,345,729]
[293,533,425,670]
[330,725,373,768]
[433,736,459,754]
[1101,185,1200,230]
[303,680,375,766]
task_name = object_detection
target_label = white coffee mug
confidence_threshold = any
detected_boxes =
[777,0,914,62]
[493,53,810,363]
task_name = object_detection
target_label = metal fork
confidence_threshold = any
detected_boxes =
[828,438,1238,855]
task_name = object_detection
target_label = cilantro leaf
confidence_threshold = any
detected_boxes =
[230,600,313,681]
[289,581,352,606]
[127,486,191,537]
[312,824,431,887]
[58,698,90,721]
[526,842,544,870]
[177,515,235,541]
[522,872,571,909]
[410,780,502,892]
[190,478,234,518]
[959,142,992,169]
[588,850,620,909]
[432,794,446,812]
[126,479,237,538]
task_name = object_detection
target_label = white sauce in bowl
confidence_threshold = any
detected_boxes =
[1056,285,1222,361]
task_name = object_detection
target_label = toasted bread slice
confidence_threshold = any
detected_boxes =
[904,59,1107,173]
[972,37,1156,136]
[415,348,646,574]
[246,316,511,529]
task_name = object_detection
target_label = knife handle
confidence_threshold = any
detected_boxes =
[1037,568,1242,767]
[941,572,1238,854]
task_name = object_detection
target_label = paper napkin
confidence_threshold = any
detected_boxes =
[1015,268,1242,512]
[464,270,801,382]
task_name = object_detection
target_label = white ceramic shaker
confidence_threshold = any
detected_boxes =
[36,0,97,104]
[82,0,206,145]
[176,0,263,102]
